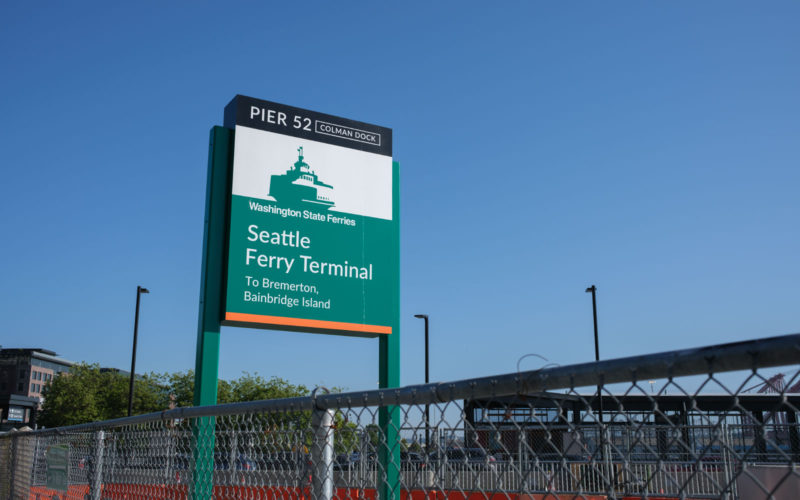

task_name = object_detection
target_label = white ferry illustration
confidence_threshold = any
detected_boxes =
[268,147,335,209]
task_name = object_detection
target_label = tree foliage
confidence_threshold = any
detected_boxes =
[38,365,311,428]
[334,417,360,454]
[228,372,309,402]
[38,364,168,427]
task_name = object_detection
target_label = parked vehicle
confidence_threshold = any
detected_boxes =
[401,451,427,470]
[334,453,357,471]
[442,448,497,469]
[212,453,258,471]
[348,451,378,469]
[337,451,426,470]
[258,451,312,471]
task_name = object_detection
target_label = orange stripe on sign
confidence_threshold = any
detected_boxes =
[225,312,392,334]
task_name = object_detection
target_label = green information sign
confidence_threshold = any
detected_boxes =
[193,97,401,500]
[46,445,69,492]
[222,96,398,337]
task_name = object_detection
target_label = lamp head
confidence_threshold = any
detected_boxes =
[414,314,428,319]
[139,286,150,294]
[585,285,596,293]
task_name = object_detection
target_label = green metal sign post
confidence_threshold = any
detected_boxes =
[379,160,401,498]
[193,97,400,500]
[191,126,230,500]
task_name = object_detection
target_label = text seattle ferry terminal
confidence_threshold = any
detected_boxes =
[244,224,374,279]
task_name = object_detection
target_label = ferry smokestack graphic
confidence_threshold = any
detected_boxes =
[269,147,335,209]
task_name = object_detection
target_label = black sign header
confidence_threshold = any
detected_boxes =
[224,95,392,157]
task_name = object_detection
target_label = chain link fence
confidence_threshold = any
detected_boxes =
[3,332,800,500]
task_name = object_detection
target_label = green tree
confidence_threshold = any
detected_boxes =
[39,366,316,429]
[407,440,423,453]
[161,370,195,407]
[229,372,309,401]
[153,370,232,407]
[152,371,314,454]
[154,370,305,407]
[365,423,382,447]
[227,373,312,452]
[333,413,361,454]
[38,364,101,426]
[39,364,168,427]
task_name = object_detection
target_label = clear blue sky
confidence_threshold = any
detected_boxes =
[1,2,797,393]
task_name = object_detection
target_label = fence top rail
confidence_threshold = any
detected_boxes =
[4,331,799,438]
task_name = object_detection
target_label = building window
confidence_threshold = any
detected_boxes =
[17,382,24,391]
[19,369,26,379]
[30,383,35,393]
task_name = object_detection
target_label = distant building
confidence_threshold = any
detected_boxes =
[465,391,800,462]
[99,367,133,377]
[0,348,74,430]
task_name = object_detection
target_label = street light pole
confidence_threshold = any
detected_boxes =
[585,284,607,468]
[585,285,599,363]
[414,314,430,452]
[128,286,149,417]
[585,285,602,421]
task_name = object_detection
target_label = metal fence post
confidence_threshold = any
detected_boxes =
[602,426,614,498]
[720,422,731,500]
[164,427,174,485]
[311,405,334,500]
[358,429,367,497]
[787,411,800,462]
[228,430,238,484]
[91,431,105,500]
[7,435,16,500]
[518,428,528,492]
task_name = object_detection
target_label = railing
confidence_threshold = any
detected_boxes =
[3,331,800,500]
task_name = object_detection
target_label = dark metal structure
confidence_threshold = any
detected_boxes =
[127,286,149,417]
[414,314,430,451]
[465,391,800,462]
